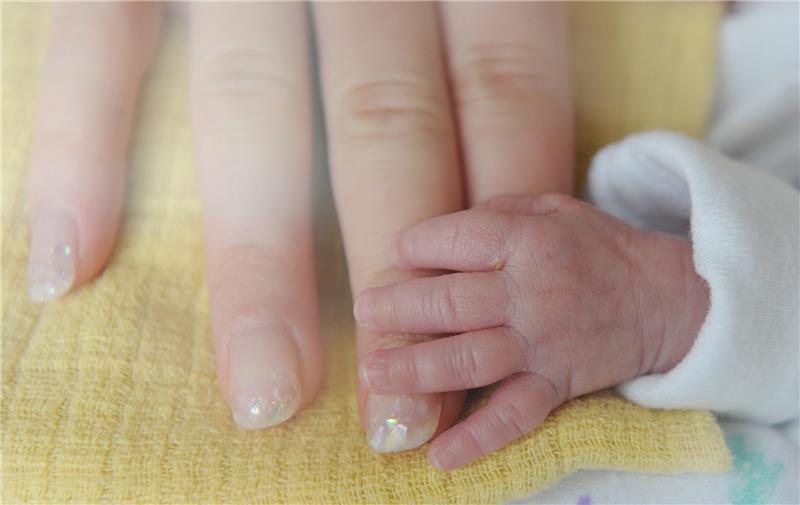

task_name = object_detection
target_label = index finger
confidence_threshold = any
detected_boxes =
[314,2,464,453]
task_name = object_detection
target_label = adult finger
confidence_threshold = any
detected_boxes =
[190,3,321,429]
[359,327,532,394]
[441,2,573,204]
[26,3,162,302]
[315,2,463,452]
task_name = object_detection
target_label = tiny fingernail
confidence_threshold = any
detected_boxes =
[227,322,301,430]
[431,448,456,471]
[359,359,388,389]
[27,207,79,303]
[366,392,441,453]
[353,295,372,326]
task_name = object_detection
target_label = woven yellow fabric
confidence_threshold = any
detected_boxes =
[3,3,729,504]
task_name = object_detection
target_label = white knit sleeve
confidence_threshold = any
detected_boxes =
[585,130,799,425]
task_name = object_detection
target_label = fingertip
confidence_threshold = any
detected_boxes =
[429,446,457,471]
[352,292,374,328]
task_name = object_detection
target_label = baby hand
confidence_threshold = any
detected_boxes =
[353,194,709,470]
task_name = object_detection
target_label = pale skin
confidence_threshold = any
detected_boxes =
[354,193,710,470]
[26,3,572,460]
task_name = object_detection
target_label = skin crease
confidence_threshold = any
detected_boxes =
[355,193,711,470]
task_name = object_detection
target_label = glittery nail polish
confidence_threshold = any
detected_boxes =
[366,392,442,453]
[227,321,302,430]
[27,207,79,303]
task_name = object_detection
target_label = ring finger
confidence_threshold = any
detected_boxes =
[190,2,321,429]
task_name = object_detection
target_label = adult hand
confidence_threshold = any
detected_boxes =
[26,3,322,430]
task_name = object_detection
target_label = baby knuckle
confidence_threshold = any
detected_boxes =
[536,192,580,213]
[404,355,426,389]
[447,215,470,261]
[505,326,535,369]
[433,278,462,324]
[451,211,513,264]
[336,77,450,140]
[491,397,528,441]
[195,48,300,126]
[452,343,482,385]
[462,422,494,456]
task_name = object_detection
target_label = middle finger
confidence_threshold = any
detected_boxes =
[315,2,464,453]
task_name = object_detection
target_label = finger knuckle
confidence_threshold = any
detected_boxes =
[462,422,493,457]
[336,77,450,140]
[383,346,424,388]
[194,48,301,128]
[450,341,482,386]
[433,277,462,324]
[491,397,528,441]
[536,192,579,213]
[450,42,557,108]
[447,215,470,264]
[448,211,513,266]
[505,326,535,370]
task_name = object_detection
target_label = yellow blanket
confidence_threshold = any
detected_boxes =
[2,3,729,503]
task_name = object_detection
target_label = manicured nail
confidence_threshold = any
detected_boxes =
[366,392,441,453]
[27,207,79,303]
[227,321,301,430]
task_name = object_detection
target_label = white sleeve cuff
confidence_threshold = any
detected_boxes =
[586,130,799,425]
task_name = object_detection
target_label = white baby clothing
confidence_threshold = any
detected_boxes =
[517,2,800,503]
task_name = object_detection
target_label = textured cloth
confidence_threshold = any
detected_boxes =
[2,3,729,504]
[518,419,799,505]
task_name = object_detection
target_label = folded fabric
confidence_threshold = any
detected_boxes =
[2,3,729,503]
[590,133,798,424]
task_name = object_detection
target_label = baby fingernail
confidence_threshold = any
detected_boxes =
[359,359,388,389]
[27,207,79,303]
[431,448,456,471]
[227,322,301,430]
[366,393,441,453]
[353,295,372,326]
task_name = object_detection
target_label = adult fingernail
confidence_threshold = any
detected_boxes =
[27,207,79,303]
[366,392,441,453]
[227,321,301,430]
